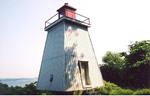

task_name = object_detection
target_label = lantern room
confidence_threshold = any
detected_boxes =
[45,3,90,31]
[57,3,76,19]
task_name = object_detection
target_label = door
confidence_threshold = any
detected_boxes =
[78,61,91,87]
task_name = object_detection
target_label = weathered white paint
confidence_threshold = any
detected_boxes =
[37,22,66,91]
[37,18,104,91]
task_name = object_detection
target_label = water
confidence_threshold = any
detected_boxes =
[0,78,37,87]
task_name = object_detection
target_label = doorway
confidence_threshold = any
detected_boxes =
[78,61,91,86]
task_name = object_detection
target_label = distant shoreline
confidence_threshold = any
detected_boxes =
[0,77,37,87]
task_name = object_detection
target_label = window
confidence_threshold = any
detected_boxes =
[49,74,53,83]
[65,9,76,19]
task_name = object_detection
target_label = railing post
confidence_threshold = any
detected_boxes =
[88,18,90,25]
[45,21,46,29]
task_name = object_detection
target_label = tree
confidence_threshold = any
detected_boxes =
[124,40,150,88]
[102,51,125,69]
[125,40,150,68]
[101,51,125,85]
[101,40,150,88]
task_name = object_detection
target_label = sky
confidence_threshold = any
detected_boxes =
[0,0,150,78]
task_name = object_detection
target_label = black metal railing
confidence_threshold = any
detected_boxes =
[45,12,90,29]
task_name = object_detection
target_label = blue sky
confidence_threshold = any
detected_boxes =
[0,0,150,78]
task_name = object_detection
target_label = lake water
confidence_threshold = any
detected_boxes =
[0,78,38,87]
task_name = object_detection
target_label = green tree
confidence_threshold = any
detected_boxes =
[101,40,150,88]
[101,52,125,85]
[124,40,150,88]
[125,40,150,68]
[102,51,125,69]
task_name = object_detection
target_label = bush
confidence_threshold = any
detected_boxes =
[133,89,150,95]
[94,81,150,95]
[110,89,133,95]
[94,81,121,95]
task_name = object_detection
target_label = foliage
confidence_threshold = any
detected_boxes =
[102,51,125,69]
[94,81,121,95]
[101,40,150,88]
[0,83,12,94]
[110,89,133,95]
[133,89,150,95]
[93,81,150,95]
[0,82,50,95]
[125,40,150,68]
[101,52,125,86]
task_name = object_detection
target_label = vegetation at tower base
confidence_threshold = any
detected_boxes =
[101,40,150,89]
[0,81,150,95]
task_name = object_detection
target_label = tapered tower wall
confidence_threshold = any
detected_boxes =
[37,22,66,91]
[64,21,103,91]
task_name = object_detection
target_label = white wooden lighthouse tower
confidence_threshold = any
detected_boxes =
[37,3,103,91]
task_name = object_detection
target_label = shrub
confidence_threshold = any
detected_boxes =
[94,81,121,95]
[133,89,150,95]
[91,81,150,95]
[110,89,133,95]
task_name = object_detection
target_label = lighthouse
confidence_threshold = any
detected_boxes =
[37,3,103,91]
